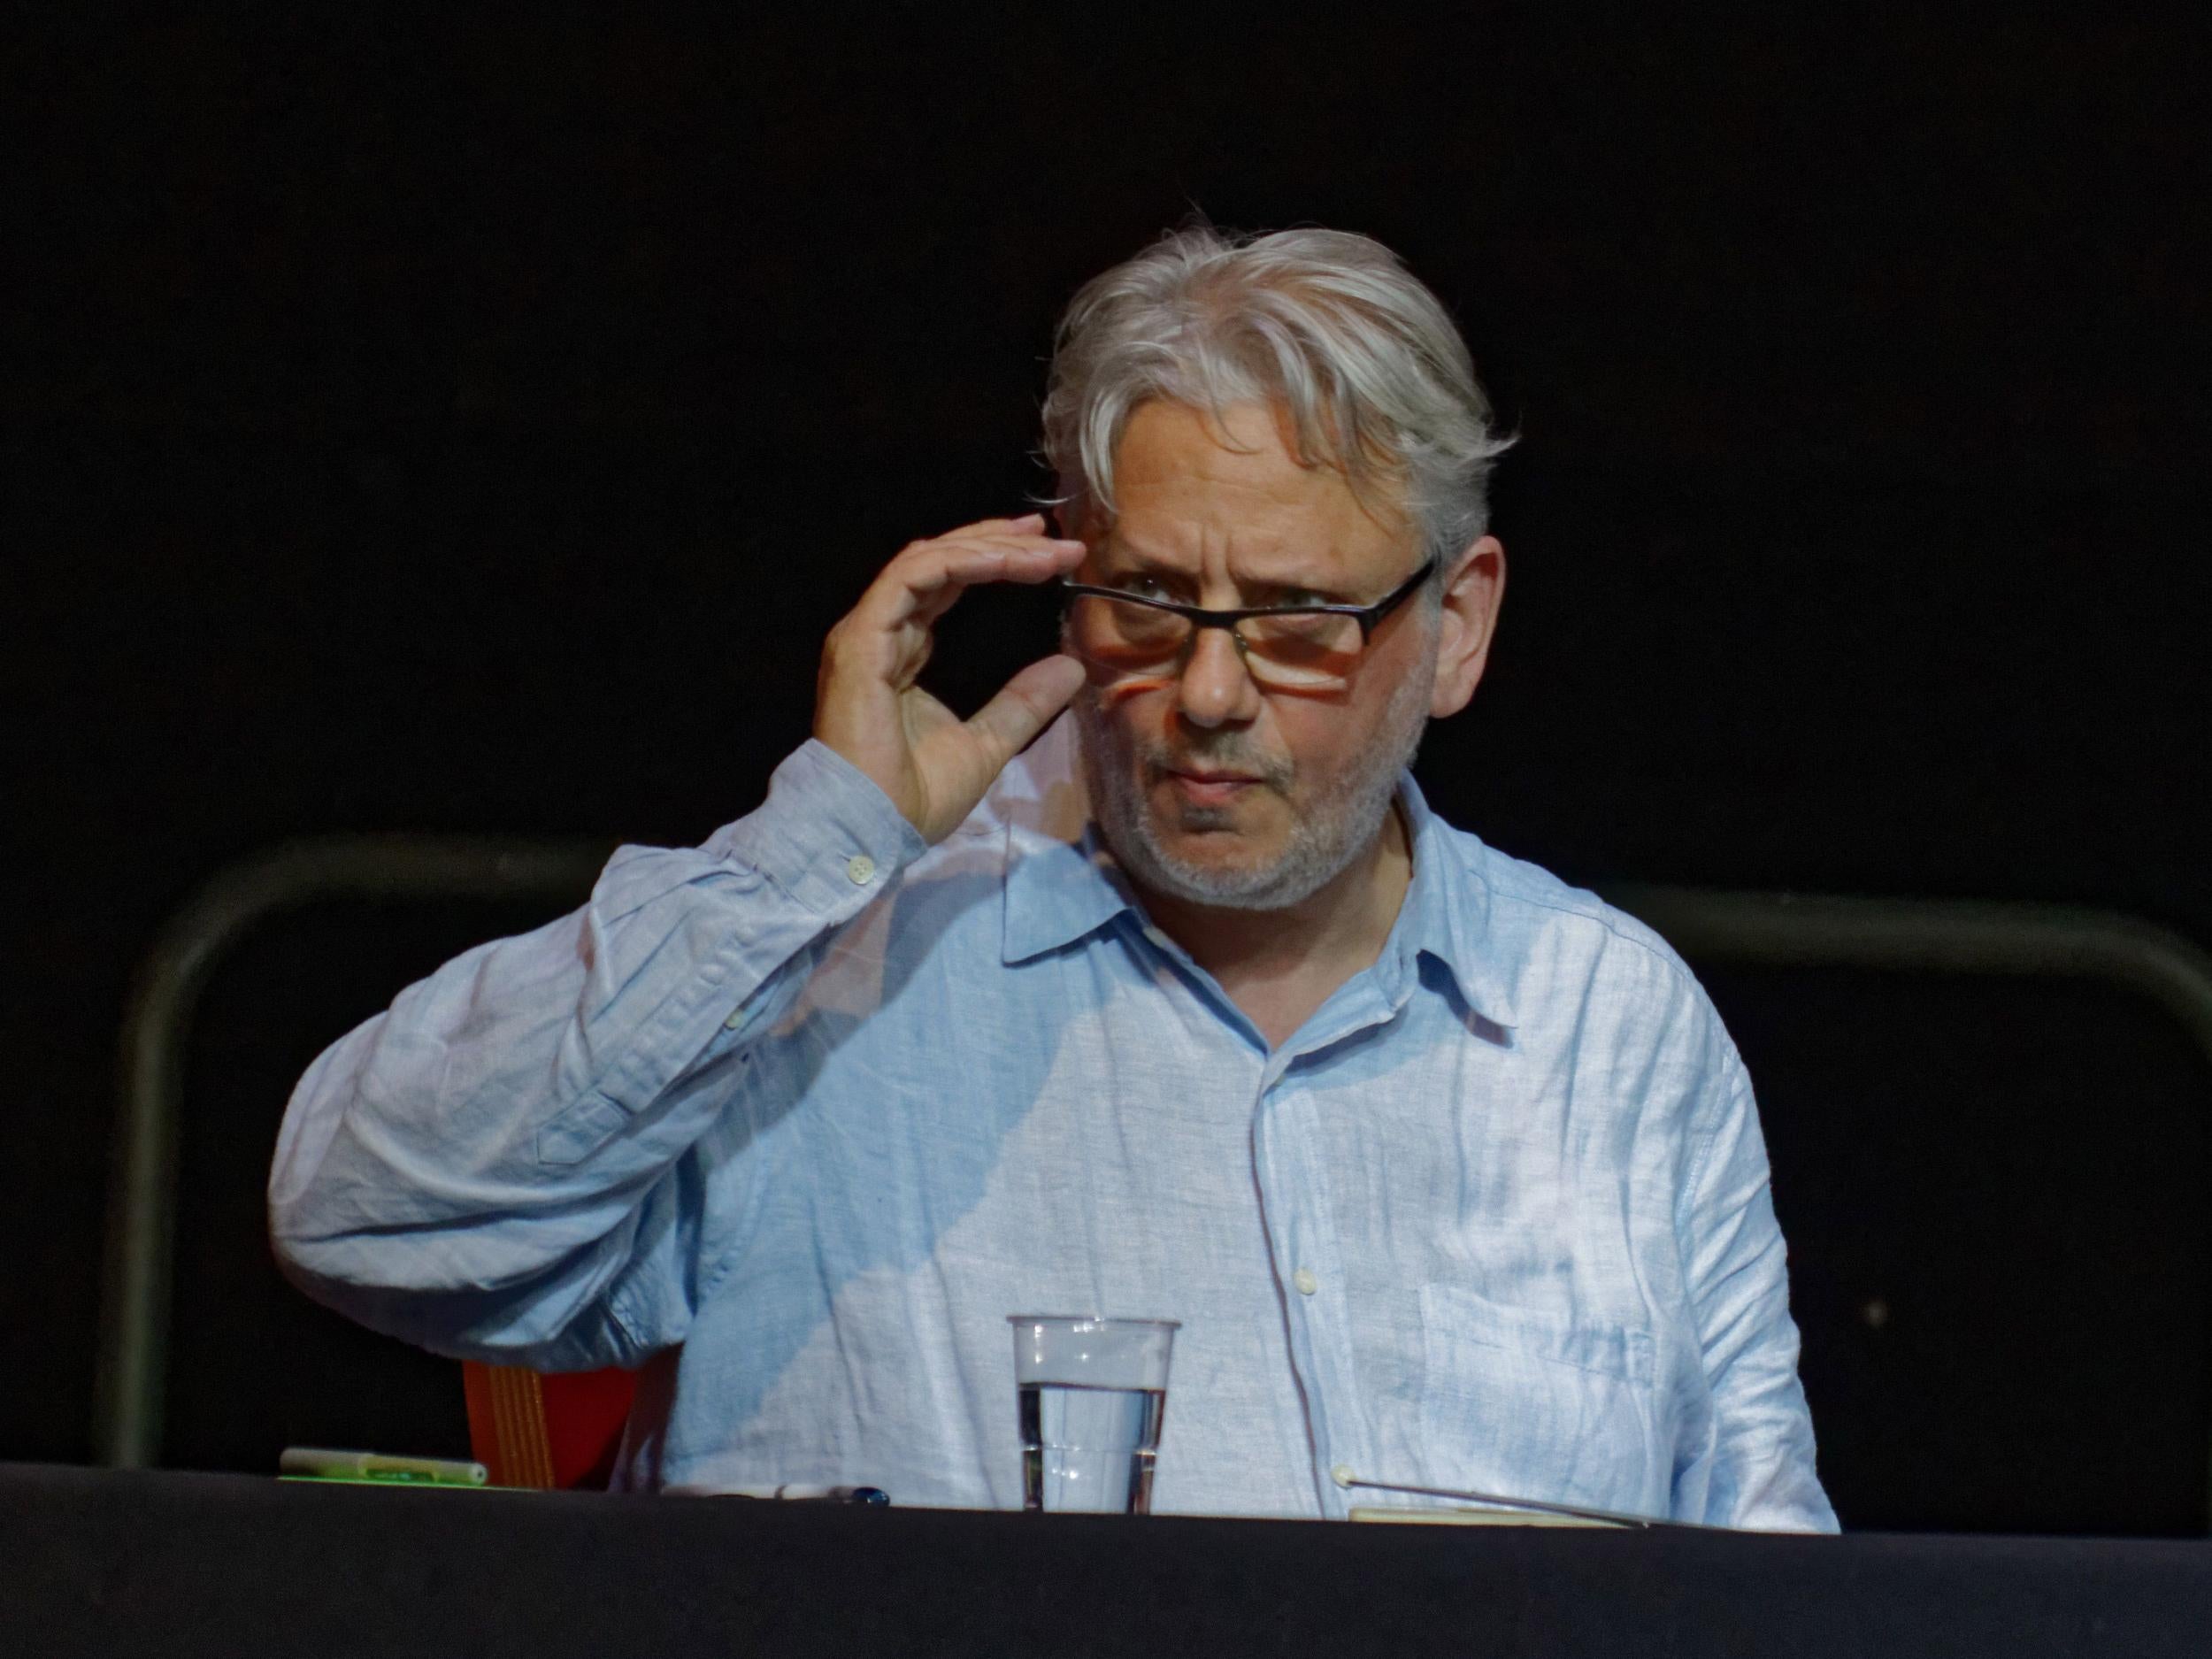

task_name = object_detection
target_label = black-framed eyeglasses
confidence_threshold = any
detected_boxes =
[1059,558,1436,691]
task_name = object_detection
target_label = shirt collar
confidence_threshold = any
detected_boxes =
[1388,771,1520,1030]
[994,718,1521,1030]
[997,718,1138,964]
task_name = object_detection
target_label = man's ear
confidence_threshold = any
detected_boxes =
[1430,536,1506,719]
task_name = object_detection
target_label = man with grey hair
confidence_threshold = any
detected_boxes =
[272,226,1836,1530]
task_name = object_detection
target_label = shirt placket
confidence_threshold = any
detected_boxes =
[1251,980,1411,1519]
[1125,909,1421,1518]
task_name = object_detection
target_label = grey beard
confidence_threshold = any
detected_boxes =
[1075,664,1432,913]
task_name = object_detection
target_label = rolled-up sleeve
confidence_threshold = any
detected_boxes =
[268,741,924,1371]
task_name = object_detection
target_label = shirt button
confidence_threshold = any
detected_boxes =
[1331,1463,1356,1489]
[845,854,876,885]
[723,1007,746,1031]
[1293,1268,1319,1296]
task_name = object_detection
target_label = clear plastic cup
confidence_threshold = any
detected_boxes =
[1009,1315,1179,1514]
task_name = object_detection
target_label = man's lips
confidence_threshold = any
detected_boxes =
[1161,768,1264,806]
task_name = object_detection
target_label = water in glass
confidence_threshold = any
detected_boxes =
[1019,1381,1166,1514]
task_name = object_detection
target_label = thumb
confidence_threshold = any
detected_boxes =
[964,653,1087,768]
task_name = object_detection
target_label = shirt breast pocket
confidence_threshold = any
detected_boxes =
[1413,1283,1664,1518]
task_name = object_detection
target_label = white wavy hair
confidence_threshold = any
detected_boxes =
[1041,224,1514,568]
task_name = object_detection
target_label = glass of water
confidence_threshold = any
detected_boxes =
[1009,1314,1179,1514]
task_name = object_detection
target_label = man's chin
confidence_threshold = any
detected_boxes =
[1155,843,1277,890]
[1142,801,1281,866]
[1162,804,1252,834]
[1123,821,1305,908]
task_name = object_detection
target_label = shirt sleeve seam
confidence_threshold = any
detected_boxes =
[1491,887,1702,994]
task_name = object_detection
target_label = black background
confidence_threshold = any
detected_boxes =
[8,7,2211,1533]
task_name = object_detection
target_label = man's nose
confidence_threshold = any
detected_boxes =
[1172,625,1263,727]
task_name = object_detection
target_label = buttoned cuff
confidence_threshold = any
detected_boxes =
[705,739,928,915]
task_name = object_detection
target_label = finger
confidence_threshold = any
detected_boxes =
[906,514,1052,560]
[963,653,1087,769]
[938,511,1048,539]
[869,535,1084,629]
[888,531,1071,589]
[906,526,1077,570]
[829,539,1080,692]
[903,537,1085,633]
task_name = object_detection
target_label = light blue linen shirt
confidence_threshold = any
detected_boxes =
[270,715,1835,1529]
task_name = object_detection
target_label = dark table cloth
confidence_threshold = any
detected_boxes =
[10,1464,2209,1657]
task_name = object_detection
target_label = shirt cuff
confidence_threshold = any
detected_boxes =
[704,739,929,916]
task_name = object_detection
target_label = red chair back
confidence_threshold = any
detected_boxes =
[462,1361,640,1489]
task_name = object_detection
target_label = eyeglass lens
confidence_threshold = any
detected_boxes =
[1065,595,1363,689]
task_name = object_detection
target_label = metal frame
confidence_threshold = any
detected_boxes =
[1598,886,2212,1064]
[92,834,615,1471]
[91,841,2212,1526]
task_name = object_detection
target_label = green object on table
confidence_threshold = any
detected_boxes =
[278,1448,490,1486]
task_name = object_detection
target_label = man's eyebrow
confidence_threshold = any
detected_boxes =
[1097,541,1351,601]
[1095,544,1187,576]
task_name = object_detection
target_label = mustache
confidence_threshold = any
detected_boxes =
[1136,733,1294,793]
[1072,684,1294,792]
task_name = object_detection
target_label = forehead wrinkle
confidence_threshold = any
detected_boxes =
[1112,403,1408,574]
[1102,513,1343,591]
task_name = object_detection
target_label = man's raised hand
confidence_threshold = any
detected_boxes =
[813,514,1089,845]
